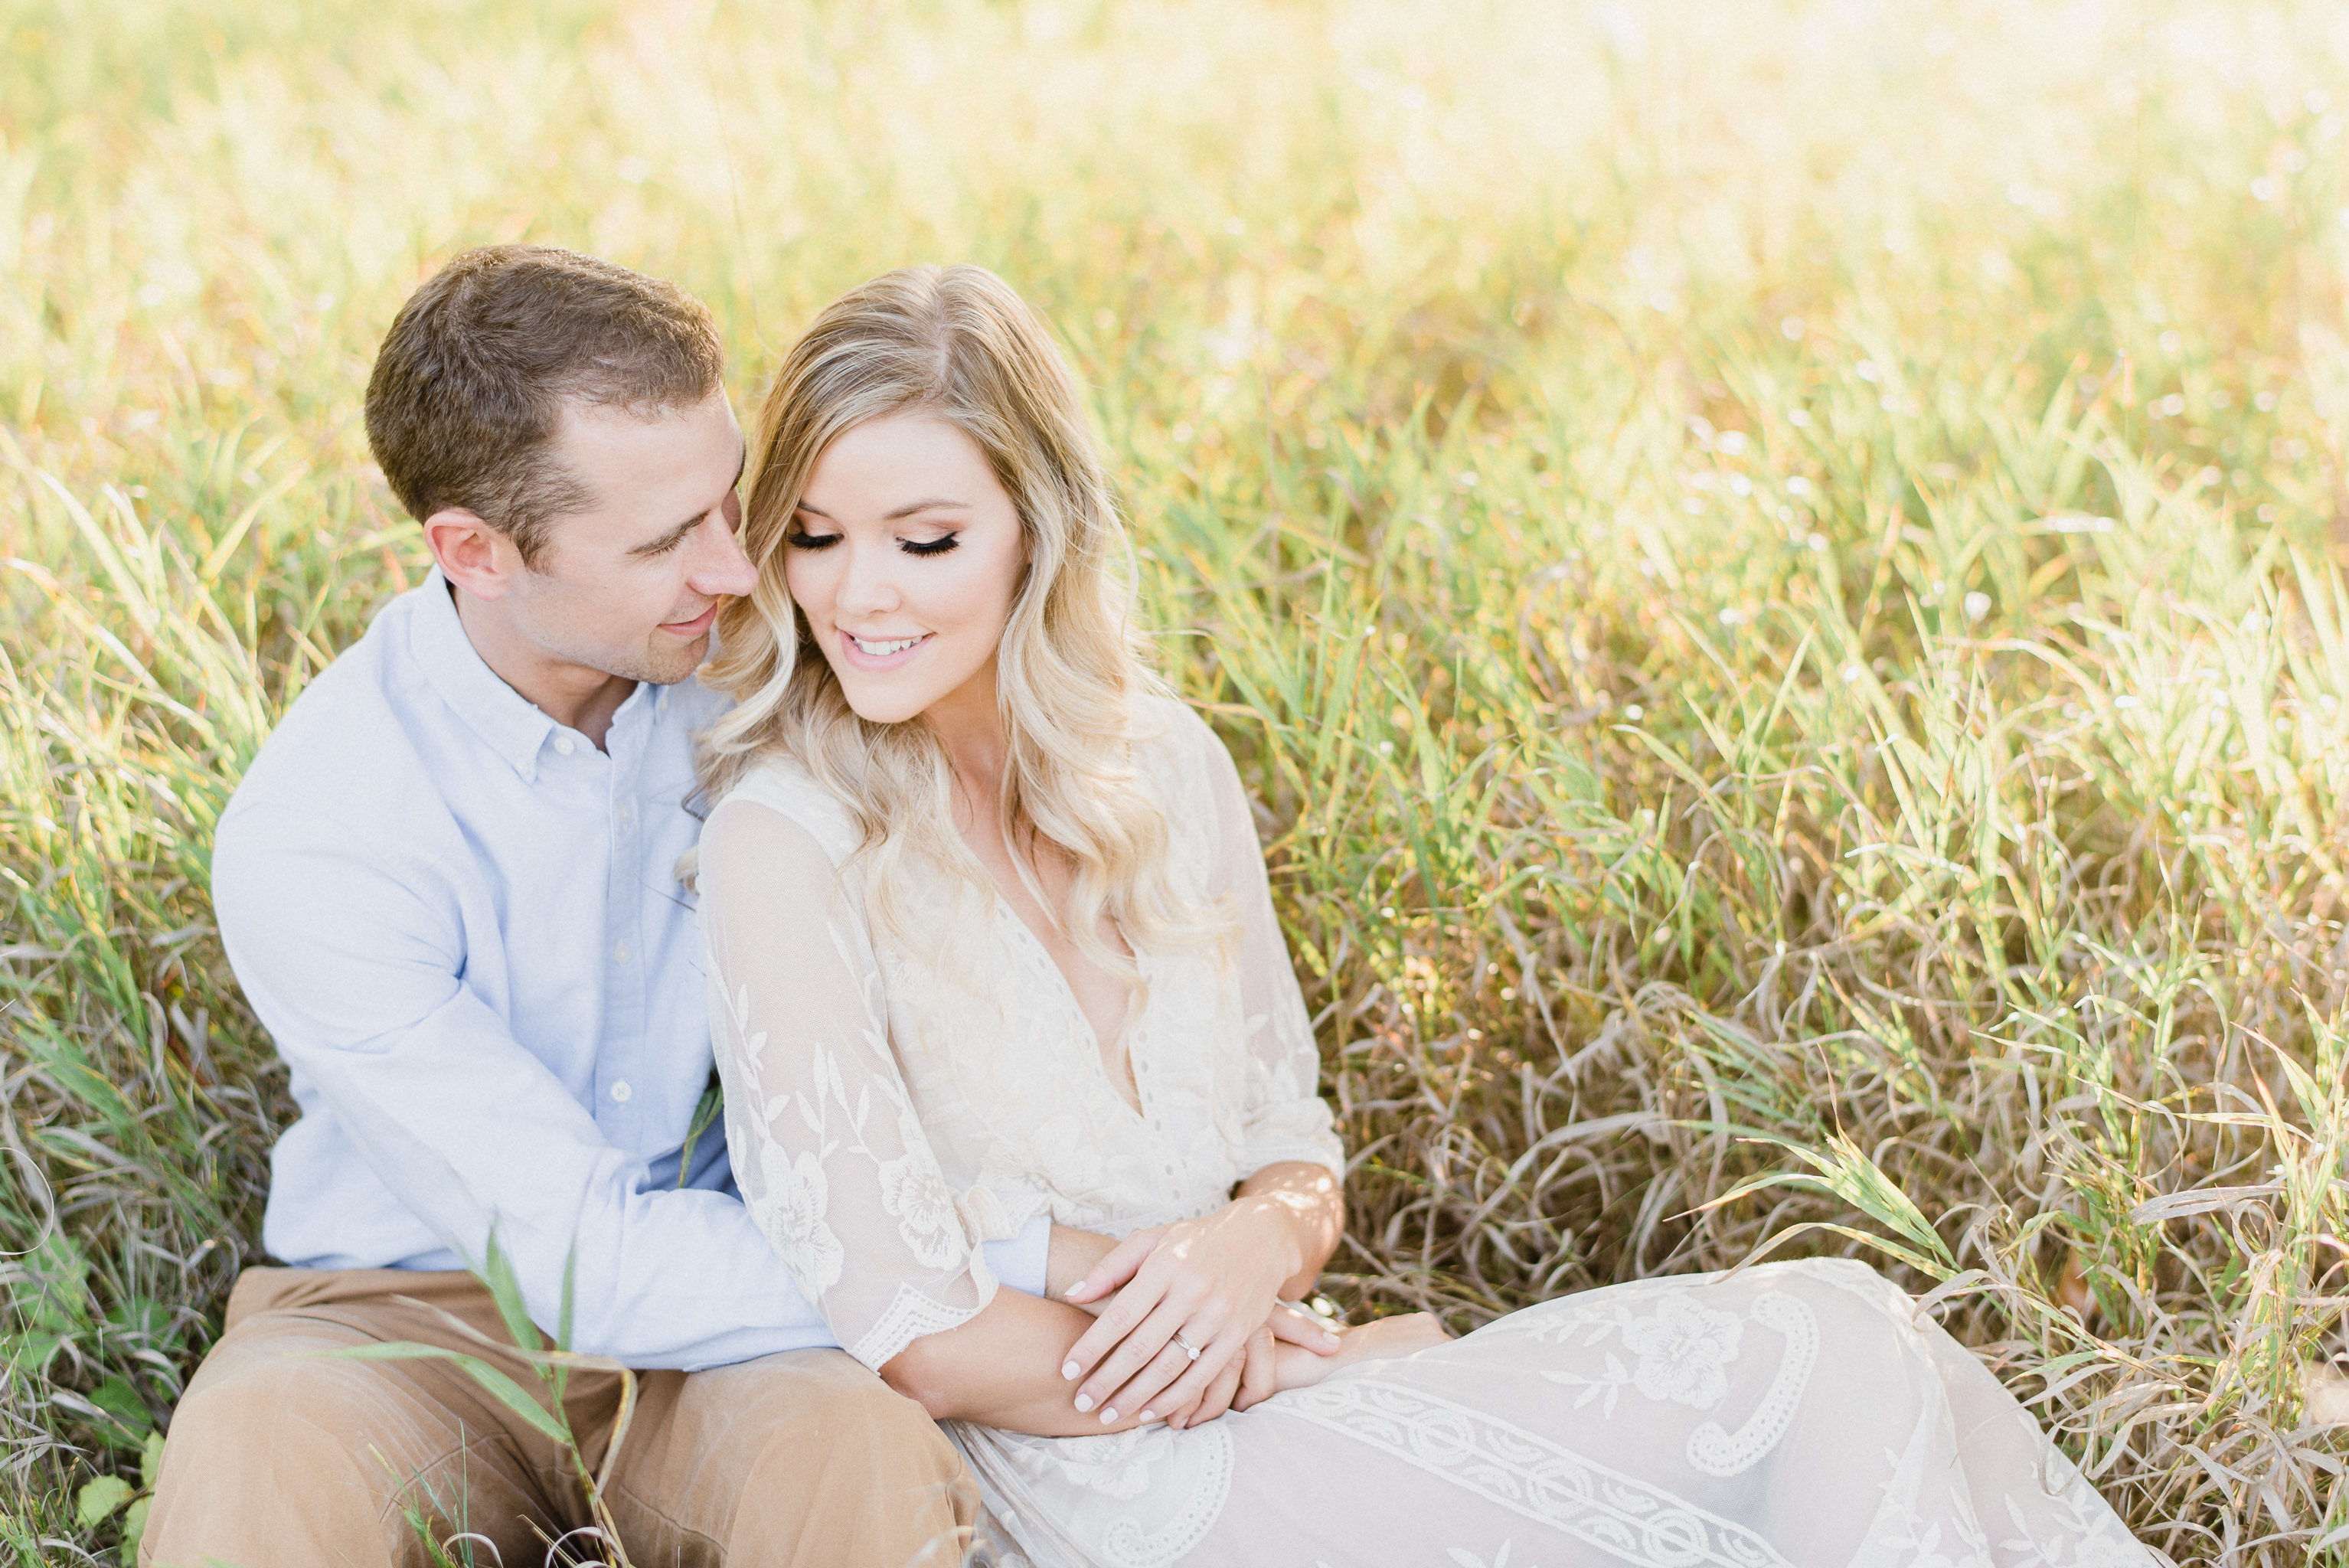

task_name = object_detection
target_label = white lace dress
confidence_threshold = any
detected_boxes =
[699,698,2149,1568]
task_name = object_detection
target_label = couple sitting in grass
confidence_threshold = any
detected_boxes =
[142,247,2147,1567]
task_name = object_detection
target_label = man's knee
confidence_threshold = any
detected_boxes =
[743,1351,962,1478]
[627,1349,975,1566]
[145,1355,392,1566]
[145,1341,518,1568]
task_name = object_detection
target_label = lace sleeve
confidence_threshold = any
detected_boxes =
[698,795,995,1372]
[1193,716,1347,1180]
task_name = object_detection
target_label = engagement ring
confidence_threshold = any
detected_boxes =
[1174,1334,1203,1361]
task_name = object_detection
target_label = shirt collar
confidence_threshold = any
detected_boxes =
[407,568,561,781]
[407,569,678,780]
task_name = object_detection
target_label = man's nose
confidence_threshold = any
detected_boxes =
[688,508,757,597]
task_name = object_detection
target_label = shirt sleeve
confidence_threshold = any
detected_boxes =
[1192,714,1348,1180]
[698,795,1000,1374]
[211,802,1047,1371]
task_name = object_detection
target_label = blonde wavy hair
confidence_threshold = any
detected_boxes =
[699,263,1226,1003]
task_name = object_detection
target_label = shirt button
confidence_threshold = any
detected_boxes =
[554,737,576,756]
[613,942,631,965]
[609,1081,632,1103]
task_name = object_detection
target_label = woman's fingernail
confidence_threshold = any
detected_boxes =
[1139,1409,1155,1422]
[1101,1407,1118,1424]
[1322,1331,1341,1345]
[1073,1393,1093,1413]
[1062,1361,1080,1380]
[1063,1285,1083,1298]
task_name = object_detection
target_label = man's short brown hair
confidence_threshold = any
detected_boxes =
[364,245,725,564]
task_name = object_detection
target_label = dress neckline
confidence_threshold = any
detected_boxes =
[991,893,1150,1121]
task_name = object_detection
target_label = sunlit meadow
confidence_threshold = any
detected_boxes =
[5,0,2349,1559]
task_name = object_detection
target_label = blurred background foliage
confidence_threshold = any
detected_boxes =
[5,0,2349,1558]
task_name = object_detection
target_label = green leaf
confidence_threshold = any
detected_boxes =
[75,1475,134,1530]
[121,1495,151,1551]
[478,1226,546,1369]
[90,1375,154,1442]
[1699,1132,1955,1275]
[325,1341,570,1445]
[140,1429,165,1491]
[677,1077,724,1191]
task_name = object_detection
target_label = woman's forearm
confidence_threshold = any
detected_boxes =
[881,1285,1166,1435]
[898,1171,1340,1436]
[1233,1161,1344,1302]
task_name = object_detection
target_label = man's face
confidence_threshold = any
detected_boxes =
[499,390,756,688]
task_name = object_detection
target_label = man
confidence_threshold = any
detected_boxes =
[142,246,1077,1566]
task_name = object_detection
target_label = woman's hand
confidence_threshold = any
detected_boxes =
[1152,1321,1282,1430]
[1273,1311,1450,1394]
[1058,1198,1341,1425]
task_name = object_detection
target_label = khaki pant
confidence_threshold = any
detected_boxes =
[142,1267,976,1568]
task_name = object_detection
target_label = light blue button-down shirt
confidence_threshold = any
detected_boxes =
[212,571,1047,1369]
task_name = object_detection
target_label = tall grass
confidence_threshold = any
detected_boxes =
[5,0,2349,1559]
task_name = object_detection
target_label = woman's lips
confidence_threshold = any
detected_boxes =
[837,629,932,671]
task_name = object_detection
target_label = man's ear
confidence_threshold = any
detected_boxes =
[423,508,524,602]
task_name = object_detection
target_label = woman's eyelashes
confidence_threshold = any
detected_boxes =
[781,527,960,557]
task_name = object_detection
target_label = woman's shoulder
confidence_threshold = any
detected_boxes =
[710,750,861,865]
[1129,690,1221,763]
[1131,691,1239,779]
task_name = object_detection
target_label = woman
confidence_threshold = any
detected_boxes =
[694,265,2147,1566]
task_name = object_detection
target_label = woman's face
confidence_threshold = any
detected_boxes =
[783,411,1028,733]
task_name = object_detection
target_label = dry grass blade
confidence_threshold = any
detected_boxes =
[7,1,2349,1560]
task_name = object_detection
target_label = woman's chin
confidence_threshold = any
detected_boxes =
[838,688,929,727]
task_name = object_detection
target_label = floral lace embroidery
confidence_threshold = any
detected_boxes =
[1098,1424,1234,1567]
[1266,1378,1796,1568]
[1685,1292,1818,1478]
[849,1279,988,1373]
[955,1421,1234,1568]
[1622,1295,1745,1408]
[1532,1286,1817,1476]
[754,1142,844,1296]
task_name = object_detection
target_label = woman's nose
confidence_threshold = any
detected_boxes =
[835,541,900,616]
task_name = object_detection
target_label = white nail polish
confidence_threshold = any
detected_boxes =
[1139,1410,1155,1422]
[1061,1361,1080,1380]
[1073,1393,1093,1413]
[1101,1408,1117,1424]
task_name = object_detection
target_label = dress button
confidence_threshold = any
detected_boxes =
[554,737,577,756]
[609,1081,632,1103]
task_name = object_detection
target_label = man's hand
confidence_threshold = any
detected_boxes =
[1273,1312,1450,1393]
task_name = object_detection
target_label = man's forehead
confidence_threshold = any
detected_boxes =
[555,388,738,438]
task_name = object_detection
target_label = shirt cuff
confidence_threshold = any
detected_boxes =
[976,1213,1053,1296]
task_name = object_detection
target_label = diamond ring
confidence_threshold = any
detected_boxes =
[1174,1334,1203,1361]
